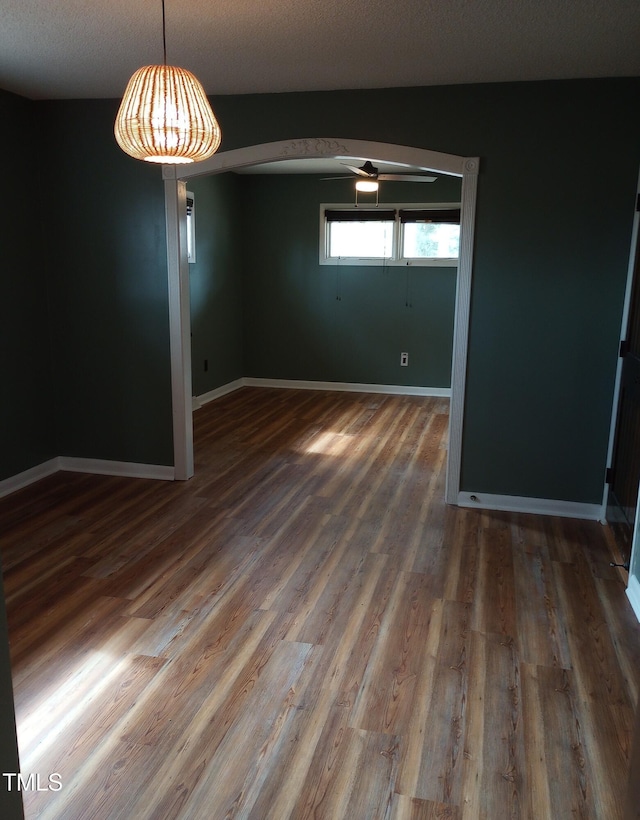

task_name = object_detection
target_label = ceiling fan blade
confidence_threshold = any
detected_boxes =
[341,160,379,178]
[377,174,437,183]
[321,175,350,180]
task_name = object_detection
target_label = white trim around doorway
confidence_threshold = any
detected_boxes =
[162,138,479,505]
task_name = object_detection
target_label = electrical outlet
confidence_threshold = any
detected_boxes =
[400,352,408,366]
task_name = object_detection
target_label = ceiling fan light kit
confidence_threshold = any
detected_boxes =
[355,179,379,192]
[324,160,437,185]
[114,0,221,164]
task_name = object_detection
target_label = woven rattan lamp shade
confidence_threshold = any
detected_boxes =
[114,64,222,164]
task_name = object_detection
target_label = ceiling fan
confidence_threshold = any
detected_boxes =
[324,160,437,183]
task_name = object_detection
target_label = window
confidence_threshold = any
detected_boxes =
[186,191,196,263]
[320,203,460,267]
[326,209,396,259]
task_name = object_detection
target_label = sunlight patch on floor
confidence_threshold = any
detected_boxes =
[303,431,356,456]
[16,650,126,771]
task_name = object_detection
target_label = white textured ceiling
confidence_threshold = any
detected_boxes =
[1,0,639,101]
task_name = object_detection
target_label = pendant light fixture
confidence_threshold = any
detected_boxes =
[114,0,221,164]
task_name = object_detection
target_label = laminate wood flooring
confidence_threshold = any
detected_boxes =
[1,388,638,819]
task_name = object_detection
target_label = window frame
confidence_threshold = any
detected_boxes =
[319,202,461,267]
[186,191,196,264]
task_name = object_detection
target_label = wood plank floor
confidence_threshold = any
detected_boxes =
[1,387,639,819]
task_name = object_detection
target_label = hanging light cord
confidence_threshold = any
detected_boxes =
[161,0,167,65]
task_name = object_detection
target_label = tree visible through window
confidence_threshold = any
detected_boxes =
[403,222,460,259]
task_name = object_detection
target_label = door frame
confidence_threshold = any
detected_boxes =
[604,166,640,601]
[162,138,479,505]
[604,168,640,498]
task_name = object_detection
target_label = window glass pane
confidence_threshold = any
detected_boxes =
[403,222,460,259]
[186,191,196,263]
[328,221,394,258]
[186,212,194,261]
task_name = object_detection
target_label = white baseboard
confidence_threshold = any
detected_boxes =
[241,377,451,398]
[0,458,61,499]
[193,379,245,410]
[457,490,604,521]
[58,457,174,481]
[0,457,174,498]
[626,574,640,623]
[1,377,441,499]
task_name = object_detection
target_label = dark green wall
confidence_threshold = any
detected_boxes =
[0,90,56,482]
[39,100,174,467]
[188,173,244,395]
[0,91,42,816]
[206,79,638,503]
[239,173,460,386]
[455,82,637,502]
[2,78,639,504]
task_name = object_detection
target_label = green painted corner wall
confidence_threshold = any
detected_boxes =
[188,173,244,396]
[0,90,56,482]
[459,124,636,503]
[239,174,460,386]
[39,100,175,467]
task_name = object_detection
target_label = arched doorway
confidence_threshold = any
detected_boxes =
[162,138,479,504]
